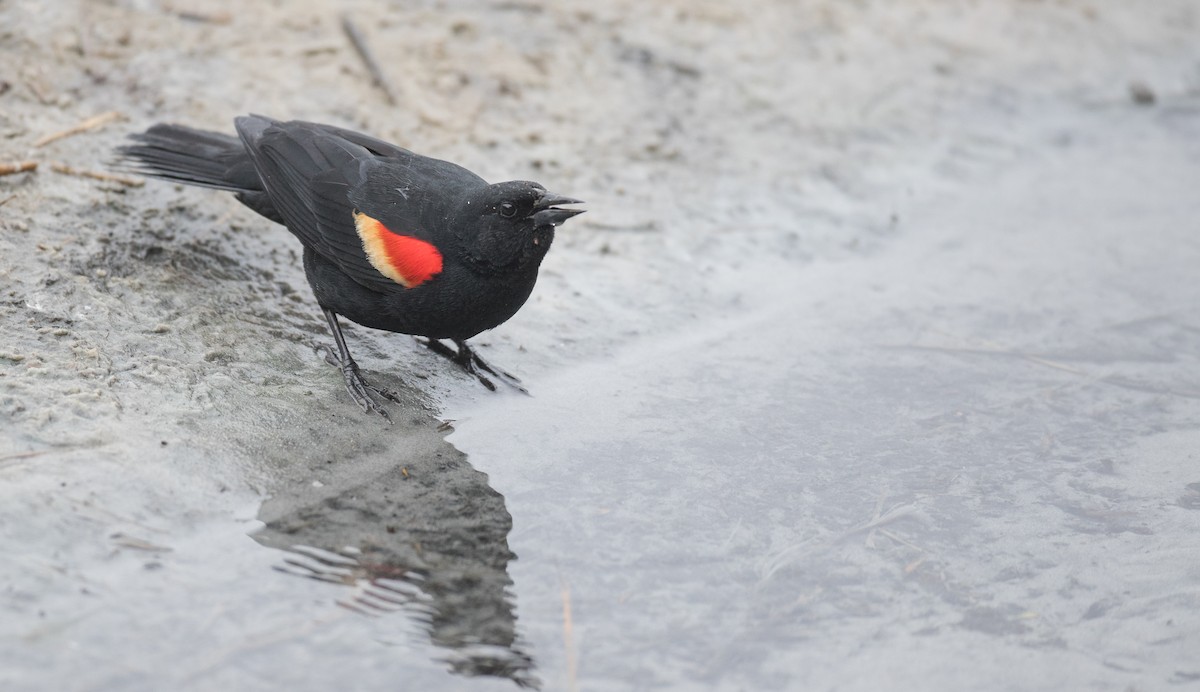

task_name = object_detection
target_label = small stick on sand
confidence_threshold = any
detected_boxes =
[341,14,397,105]
[171,7,232,24]
[0,449,52,463]
[0,161,37,177]
[560,577,579,692]
[34,111,125,148]
[49,162,144,187]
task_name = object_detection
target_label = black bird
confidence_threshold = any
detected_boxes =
[119,115,583,418]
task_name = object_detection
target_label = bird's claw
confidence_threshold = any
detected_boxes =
[421,338,528,394]
[465,349,527,395]
[317,343,399,421]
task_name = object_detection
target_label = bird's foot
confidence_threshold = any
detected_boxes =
[317,344,402,421]
[422,338,529,394]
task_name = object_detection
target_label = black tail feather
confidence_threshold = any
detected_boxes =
[117,123,262,193]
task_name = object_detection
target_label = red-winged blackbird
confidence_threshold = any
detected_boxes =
[119,115,583,419]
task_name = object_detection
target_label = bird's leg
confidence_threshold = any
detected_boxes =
[421,337,528,394]
[320,308,402,420]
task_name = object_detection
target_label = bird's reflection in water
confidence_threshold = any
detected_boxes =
[253,452,537,688]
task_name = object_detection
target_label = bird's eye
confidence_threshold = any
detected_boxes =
[499,202,517,218]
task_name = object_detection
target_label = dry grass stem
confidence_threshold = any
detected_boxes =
[0,161,37,176]
[561,578,579,692]
[49,163,144,187]
[34,111,125,147]
[340,14,397,105]
[170,7,232,24]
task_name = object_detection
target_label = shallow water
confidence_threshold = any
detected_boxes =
[443,105,1200,690]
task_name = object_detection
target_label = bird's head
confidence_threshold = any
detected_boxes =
[456,181,584,274]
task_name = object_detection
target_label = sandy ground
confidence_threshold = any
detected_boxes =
[2,1,1199,690]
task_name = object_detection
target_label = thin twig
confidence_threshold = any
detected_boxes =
[1100,374,1200,399]
[560,576,579,692]
[843,503,918,539]
[171,7,232,24]
[883,343,1088,376]
[110,533,173,553]
[877,528,926,553]
[965,330,1200,397]
[340,14,397,104]
[49,163,143,187]
[0,449,52,465]
[0,161,37,177]
[34,111,125,148]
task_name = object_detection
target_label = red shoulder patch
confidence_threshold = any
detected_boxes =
[353,211,443,288]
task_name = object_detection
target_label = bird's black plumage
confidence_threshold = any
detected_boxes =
[119,115,584,417]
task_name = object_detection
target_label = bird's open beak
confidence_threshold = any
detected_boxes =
[532,192,585,227]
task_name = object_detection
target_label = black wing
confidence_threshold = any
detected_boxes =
[234,115,484,294]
